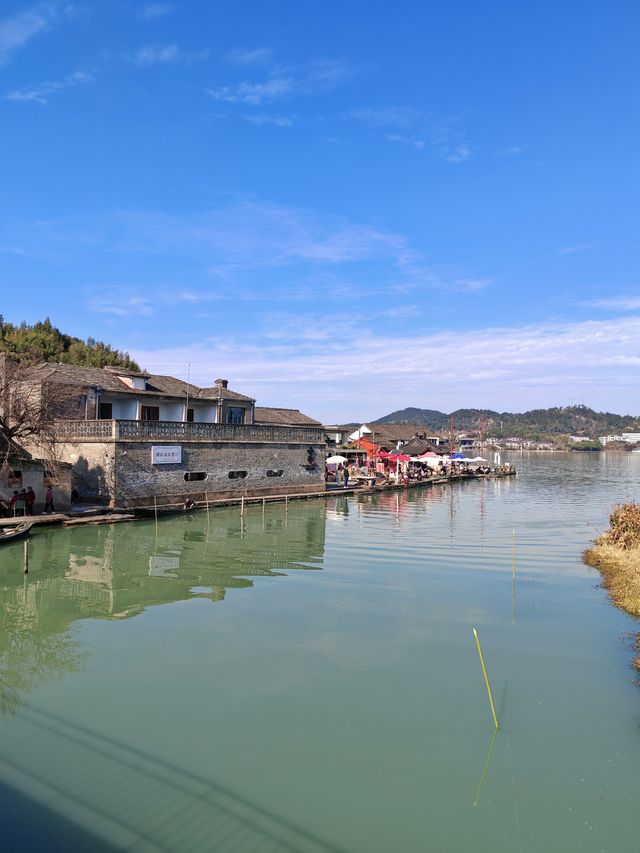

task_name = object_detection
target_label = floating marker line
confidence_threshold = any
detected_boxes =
[473,627,499,730]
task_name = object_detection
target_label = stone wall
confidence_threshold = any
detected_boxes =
[57,440,116,504]
[114,439,325,505]
[50,431,325,505]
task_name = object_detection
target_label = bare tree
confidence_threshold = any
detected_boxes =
[0,354,73,472]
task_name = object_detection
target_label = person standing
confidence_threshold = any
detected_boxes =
[25,487,36,515]
[343,465,350,489]
[45,485,55,513]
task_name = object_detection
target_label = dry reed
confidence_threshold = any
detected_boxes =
[584,503,640,670]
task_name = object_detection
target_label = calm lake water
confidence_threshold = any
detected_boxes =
[1,452,640,852]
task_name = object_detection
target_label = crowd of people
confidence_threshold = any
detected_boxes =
[326,459,511,488]
[0,486,55,517]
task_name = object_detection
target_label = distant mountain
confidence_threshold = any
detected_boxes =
[372,405,640,439]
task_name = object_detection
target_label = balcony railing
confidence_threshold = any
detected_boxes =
[53,419,325,444]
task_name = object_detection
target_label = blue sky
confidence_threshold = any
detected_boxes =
[2,1,640,421]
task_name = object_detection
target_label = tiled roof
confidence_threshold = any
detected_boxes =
[199,386,255,402]
[20,363,254,402]
[255,407,321,426]
[329,422,445,449]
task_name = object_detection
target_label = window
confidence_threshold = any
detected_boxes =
[228,470,248,479]
[226,407,245,424]
[186,408,194,423]
[99,402,113,419]
[141,406,160,421]
[266,469,284,477]
[184,472,207,481]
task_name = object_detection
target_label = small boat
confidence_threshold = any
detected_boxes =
[0,520,34,545]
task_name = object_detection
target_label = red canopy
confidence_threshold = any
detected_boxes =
[385,453,412,462]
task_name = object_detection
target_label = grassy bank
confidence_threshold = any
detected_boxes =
[584,503,640,670]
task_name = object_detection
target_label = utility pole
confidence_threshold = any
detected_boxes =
[449,415,455,458]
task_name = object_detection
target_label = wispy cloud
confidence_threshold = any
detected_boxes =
[244,113,293,127]
[351,105,472,163]
[558,242,596,255]
[8,200,488,306]
[129,316,640,421]
[131,44,208,66]
[88,294,155,317]
[351,106,425,128]
[226,47,272,66]
[445,145,471,163]
[139,3,174,20]
[386,133,425,150]
[207,77,295,105]
[586,294,640,311]
[207,56,354,105]
[498,146,523,157]
[0,3,56,65]
[6,69,93,105]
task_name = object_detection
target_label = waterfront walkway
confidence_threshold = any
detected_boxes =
[0,469,516,531]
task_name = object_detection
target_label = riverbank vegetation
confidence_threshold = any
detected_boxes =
[584,503,640,670]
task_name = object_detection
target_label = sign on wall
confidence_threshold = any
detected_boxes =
[151,445,182,464]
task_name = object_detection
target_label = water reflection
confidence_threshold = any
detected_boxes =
[0,502,326,711]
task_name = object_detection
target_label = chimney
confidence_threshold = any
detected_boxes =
[215,378,228,389]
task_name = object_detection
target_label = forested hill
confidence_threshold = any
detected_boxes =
[0,317,140,371]
[373,406,640,438]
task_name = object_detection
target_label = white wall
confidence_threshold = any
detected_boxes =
[159,402,183,421]
[101,396,138,419]
[192,404,216,423]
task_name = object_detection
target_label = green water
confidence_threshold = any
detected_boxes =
[1,453,640,852]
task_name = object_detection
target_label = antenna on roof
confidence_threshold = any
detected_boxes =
[185,363,191,422]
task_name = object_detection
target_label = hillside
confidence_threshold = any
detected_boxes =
[373,405,640,440]
[0,317,139,371]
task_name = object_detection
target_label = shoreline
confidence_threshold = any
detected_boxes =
[584,503,640,671]
[0,469,517,531]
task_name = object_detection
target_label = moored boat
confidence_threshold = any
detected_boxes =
[0,520,34,545]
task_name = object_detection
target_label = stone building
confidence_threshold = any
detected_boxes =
[15,363,325,506]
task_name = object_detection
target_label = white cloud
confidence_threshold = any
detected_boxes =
[139,3,174,20]
[207,77,295,105]
[244,113,293,127]
[587,294,640,311]
[112,202,415,269]
[386,133,425,150]
[6,69,93,105]
[131,44,208,66]
[352,105,472,163]
[226,47,272,66]
[445,145,471,163]
[207,57,354,106]
[559,242,595,255]
[307,58,354,87]
[88,294,155,317]
[129,316,640,421]
[351,106,425,128]
[133,43,178,65]
[0,3,55,65]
